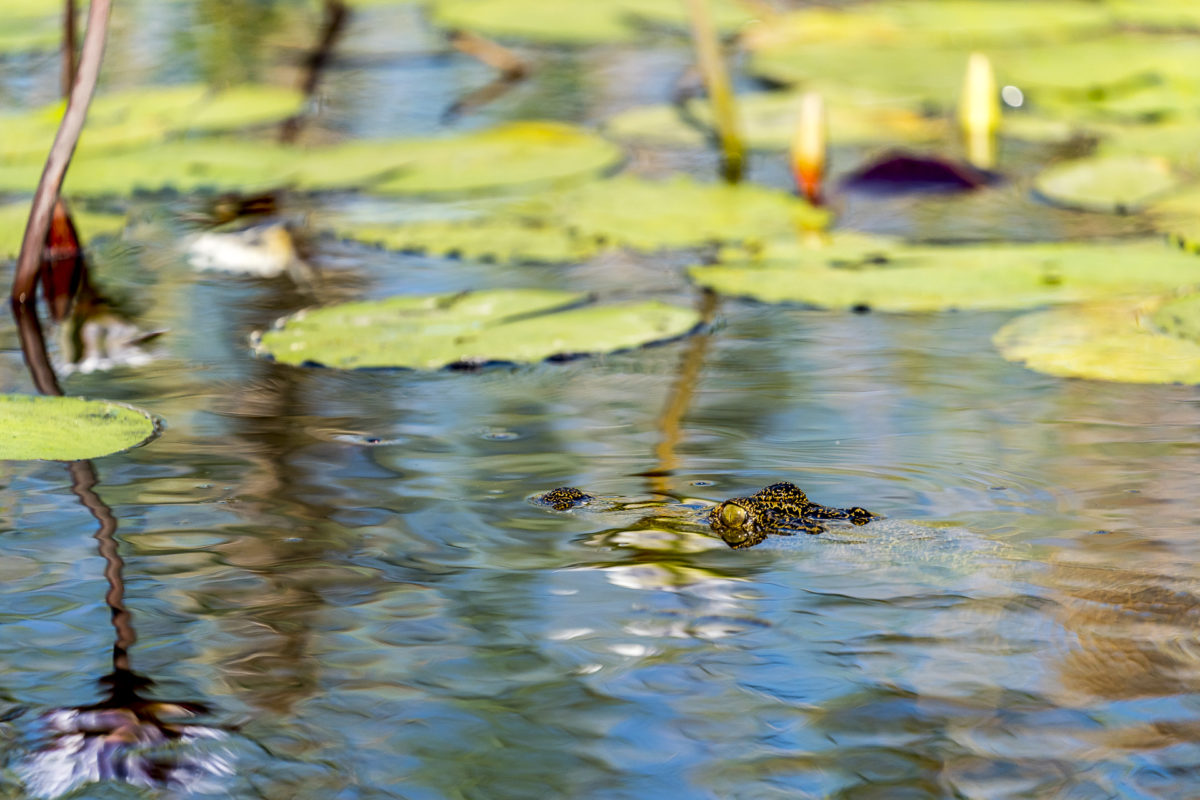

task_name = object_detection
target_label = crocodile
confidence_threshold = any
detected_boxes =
[533,481,877,549]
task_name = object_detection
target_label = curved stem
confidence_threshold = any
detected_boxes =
[12,0,111,304]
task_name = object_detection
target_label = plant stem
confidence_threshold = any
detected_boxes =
[62,0,77,97]
[684,0,744,183]
[12,0,111,305]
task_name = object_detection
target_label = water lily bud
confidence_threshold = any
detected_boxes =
[791,91,826,204]
[959,52,999,169]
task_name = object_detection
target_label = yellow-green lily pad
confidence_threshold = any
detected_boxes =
[689,236,1200,312]
[0,0,64,54]
[1034,155,1179,214]
[335,218,600,264]
[253,289,702,369]
[742,1,1111,50]
[0,121,621,197]
[1096,120,1200,172]
[0,203,126,259]
[605,92,946,150]
[1147,185,1200,250]
[0,395,160,460]
[1103,0,1200,30]
[0,84,307,164]
[509,175,827,252]
[995,299,1200,384]
[429,0,755,45]
[1151,292,1200,344]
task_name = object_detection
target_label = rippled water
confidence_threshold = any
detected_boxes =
[4,3,1200,798]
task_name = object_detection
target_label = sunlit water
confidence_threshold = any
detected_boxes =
[3,3,1200,798]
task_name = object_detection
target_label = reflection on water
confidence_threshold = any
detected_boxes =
[6,2,1200,798]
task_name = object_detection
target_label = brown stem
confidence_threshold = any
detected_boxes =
[10,298,64,397]
[647,290,719,495]
[69,460,135,672]
[280,0,349,144]
[12,0,111,305]
[62,0,77,98]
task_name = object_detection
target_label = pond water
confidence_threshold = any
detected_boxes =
[4,2,1200,798]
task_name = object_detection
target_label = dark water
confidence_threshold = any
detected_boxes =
[4,2,1200,798]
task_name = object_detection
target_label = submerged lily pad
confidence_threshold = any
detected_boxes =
[253,289,702,369]
[0,203,126,259]
[690,236,1200,312]
[1034,155,1179,213]
[995,299,1200,384]
[430,0,754,45]
[0,84,307,163]
[606,92,946,150]
[0,122,620,197]
[0,395,159,460]
[1147,185,1200,250]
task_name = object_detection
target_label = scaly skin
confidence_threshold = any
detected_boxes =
[534,481,876,549]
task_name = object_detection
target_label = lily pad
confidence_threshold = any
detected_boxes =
[1147,185,1200,250]
[0,0,64,54]
[1096,120,1200,172]
[742,1,1111,50]
[0,203,126,259]
[0,84,307,163]
[324,122,624,195]
[509,175,828,252]
[335,218,600,264]
[1153,292,1200,344]
[0,395,160,460]
[605,92,946,150]
[994,299,1200,384]
[1103,0,1200,30]
[689,236,1200,312]
[1034,155,1179,214]
[0,122,621,197]
[429,0,755,45]
[253,289,702,369]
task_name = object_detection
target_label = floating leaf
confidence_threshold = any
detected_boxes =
[429,0,754,45]
[1096,120,1200,172]
[1034,155,1179,213]
[253,289,702,369]
[0,203,125,259]
[1151,292,1200,344]
[509,176,828,251]
[0,84,307,163]
[605,92,946,150]
[743,1,1111,50]
[334,218,600,264]
[0,0,63,54]
[690,236,1200,312]
[0,122,620,197]
[1148,185,1200,250]
[1102,0,1200,30]
[994,299,1200,384]
[0,395,160,460]
[332,122,624,195]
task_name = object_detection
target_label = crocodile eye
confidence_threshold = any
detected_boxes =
[718,502,750,528]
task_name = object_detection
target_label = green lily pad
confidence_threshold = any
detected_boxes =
[0,203,126,259]
[0,84,307,163]
[0,122,621,197]
[335,176,826,263]
[1147,185,1200,250]
[1103,0,1200,29]
[743,1,1111,50]
[324,122,624,195]
[1153,292,1200,344]
[509,176,827,252]
[1096,120,1200,172]
[0,0,64,54]
[994,299,1200,384]
[0,395,160,460]
[335,218,600,264]
[253,289,702,369]
[1034,155,1179,214]
[605,92,946,150]
[689,236,1200,312]
[429,0,755,45]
